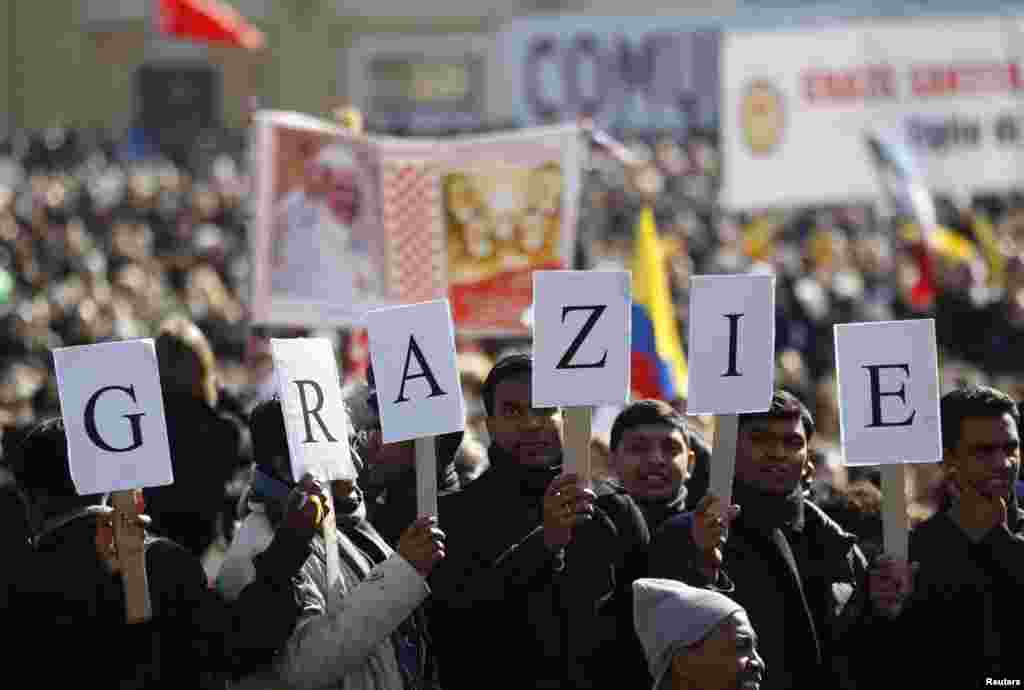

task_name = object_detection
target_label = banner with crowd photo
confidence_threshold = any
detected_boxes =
[432,125,582,336]
[251,112,581,335]
[499,16,720,134]
[721,14,1024,210]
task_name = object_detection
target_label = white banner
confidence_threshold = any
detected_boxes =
[722,15,1024,209]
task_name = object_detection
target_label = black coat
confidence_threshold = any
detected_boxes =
[900,497,1024,686]
[9,514,310,688]
[144,392,249,557]
[428,447,650,690]
[360,430,462,547]
[649,496,874,690]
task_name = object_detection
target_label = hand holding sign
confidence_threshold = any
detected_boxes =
[366,299,465,518]
[532,270,631,482]
[685,274,775,509]
[54,339,175,624]
[271,337,354,600]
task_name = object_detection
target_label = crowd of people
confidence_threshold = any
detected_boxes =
[0,121,1021,688]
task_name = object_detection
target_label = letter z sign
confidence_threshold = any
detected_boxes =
[53,339,174,495]
[834,320,942,466]
[532,271,631,408]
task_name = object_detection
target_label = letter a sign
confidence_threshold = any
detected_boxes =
[271,338,355,482]
[834,320,942,466]
[686,274,775,414]
[366,299,465,444]
[53,339,174,495]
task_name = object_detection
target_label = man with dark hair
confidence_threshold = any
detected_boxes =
[5,415,323,689]
[429,354,650,689]
[902,385,1024,686]
[649,390,912,690]
[606,399,707,533]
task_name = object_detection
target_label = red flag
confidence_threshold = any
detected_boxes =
[157,0,264,50]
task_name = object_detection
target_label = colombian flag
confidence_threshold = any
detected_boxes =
[631,207,688,401]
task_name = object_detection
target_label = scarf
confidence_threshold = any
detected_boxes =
[486,442,562,499]
[635,485,688,533]
[732,480,805,533]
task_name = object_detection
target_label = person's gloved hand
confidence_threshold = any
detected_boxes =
[282,474,330,539]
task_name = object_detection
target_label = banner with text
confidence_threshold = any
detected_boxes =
[722,15,1024,209]
[500,16,719,133]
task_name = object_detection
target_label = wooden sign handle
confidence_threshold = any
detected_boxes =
[111,490,152,624]
[416,436,438,518]
[881,464,909,560]
[710,414,740,510]
[563,407,592,485]
[322,490,340,612]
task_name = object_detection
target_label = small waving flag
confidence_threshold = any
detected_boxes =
[631,207,688,402]
[156,0,265,51]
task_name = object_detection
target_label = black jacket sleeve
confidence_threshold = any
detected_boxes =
[148,525,312,677]
[970,524,1024,588]
[648,512,735,592]
[429,493,562,611]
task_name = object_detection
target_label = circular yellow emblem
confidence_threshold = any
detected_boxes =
[741,80,785,156]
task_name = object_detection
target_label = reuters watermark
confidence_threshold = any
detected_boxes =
[986,679,1022,687]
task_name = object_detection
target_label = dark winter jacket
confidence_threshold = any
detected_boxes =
[359,431,462,547]
[428,444,650,690]
[901,490,1024,686]
[649,483,875,690]
[144,391,250,558]
[9,512,310,689]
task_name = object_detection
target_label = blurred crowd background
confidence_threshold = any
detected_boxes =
[2,117,1024,556]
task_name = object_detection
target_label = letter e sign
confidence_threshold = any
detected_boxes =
[834,320,942,466]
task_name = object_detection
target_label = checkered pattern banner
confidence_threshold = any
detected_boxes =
[381,162,446,303]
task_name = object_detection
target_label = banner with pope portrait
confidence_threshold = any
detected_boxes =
[251,112,581,335]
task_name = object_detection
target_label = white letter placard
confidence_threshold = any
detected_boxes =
[366,299,465,444]
[532,270,631,408]
[686,274,775,415]
[835,320,942,466]
[53,339,174,495]
[271,338,355,482]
